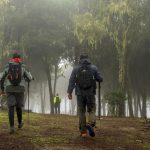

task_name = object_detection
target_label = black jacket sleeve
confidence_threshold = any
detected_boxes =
[67,67,77,94]
[92,65,103,82]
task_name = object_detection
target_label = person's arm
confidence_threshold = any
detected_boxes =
[67,67,77,99]
[23,65,33,82]
[93,65,103,83]
[0,67,8,93]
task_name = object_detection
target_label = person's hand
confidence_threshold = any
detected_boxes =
[68,93,72,100]
[0,91,6,96]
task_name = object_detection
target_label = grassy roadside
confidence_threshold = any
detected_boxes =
[0,110,150,150]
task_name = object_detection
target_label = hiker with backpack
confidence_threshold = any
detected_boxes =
[53,93,61,114]
[67,53,103,137]
[0,52,33,134]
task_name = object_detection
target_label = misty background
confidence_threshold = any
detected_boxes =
[0,0,150,118]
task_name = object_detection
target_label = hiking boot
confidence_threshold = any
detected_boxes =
[86,124,95,137]
[9,127,15,134]
[80,131,87,137]
[18,122,24,129]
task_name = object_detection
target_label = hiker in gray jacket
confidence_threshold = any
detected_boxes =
[0,52,33,134]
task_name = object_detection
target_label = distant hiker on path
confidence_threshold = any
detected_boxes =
[0,52,33,134]
[53,93,61,114]
[67,53,103,137]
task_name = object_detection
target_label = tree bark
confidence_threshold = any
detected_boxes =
[127,89,134,117]
[141,92,147,118]
[102,99,106,116]
[53,62,58,96]
[133,94,138,117]
[137,93,142,117]
[118,54,126,117]
[40,83,45,114]
[44,59,54,114]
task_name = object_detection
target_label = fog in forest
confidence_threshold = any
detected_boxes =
[0,0,150,118]
[24,64,73,114]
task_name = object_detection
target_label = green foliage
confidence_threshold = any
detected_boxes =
[74,12,106,46]
[105,91,126,105]
[104,91,126,116]
[72,1,150,118]
[0,0,8,6]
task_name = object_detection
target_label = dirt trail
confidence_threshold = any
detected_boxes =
[0,112,150,150]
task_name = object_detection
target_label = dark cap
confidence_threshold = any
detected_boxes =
[12,52,21,58]
[79,53,88,60]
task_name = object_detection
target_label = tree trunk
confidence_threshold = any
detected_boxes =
[44,60,54,114]
[115,27,129,117]
[141,92,147,118]
[137,93,142,117]
[102,99,106,116]
[65,97,67,114]
[133,94,138,117]
[127,89,134,117]
[47,70,54,114]
[53,62,58,96]
[118,54,126,117]
[40,83,45,114]
[71,99,76,115]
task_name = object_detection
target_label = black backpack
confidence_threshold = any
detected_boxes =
[76,65,94,90]
[8,63,22,86]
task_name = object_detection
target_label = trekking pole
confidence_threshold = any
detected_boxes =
[27,81,30,124]
[98,82,101,120]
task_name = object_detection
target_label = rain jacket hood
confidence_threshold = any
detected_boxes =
[79,58,91,65]
[10,58,22,63]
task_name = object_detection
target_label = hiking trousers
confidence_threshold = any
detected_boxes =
[54,103,60,114]
[77,95,96,132]
[7,92,24,127]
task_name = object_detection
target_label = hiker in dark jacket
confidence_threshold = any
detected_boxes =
[67,53,103,137]
[0,52,33,134]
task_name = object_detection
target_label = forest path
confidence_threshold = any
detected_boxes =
[0,111,150,150]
